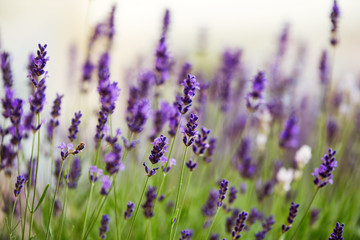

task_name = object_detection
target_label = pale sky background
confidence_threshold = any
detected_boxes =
[0,0,360,109]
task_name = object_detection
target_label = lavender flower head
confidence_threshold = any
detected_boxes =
[104,141,124,175]
[1,52,13,87]
[14,175,26,197]
[246,71,267,112]
[202,189,219,217]
[186,158,197,171]
[329,222,344,240]
[67,157,81,189]
[319,50,329,85]
[89,165,103,183]
[161,157,176,173]
[68,111,82,142]
[168,102,181,137]
[150,101,170,140]
[126,99,150,133]
[47,94,64,141]
[149,134,168,164]
[124,201,135,220]
[155,36,170,85]
[228,186,238,205]
[218,179,229,207]
[193,127,211,156]
[179,229,193,240]
[162,9,170,36]
[204,137,217,163]
[143,162,159,177]
[94,110,108,145]
[183,113,199,146]
[313,148,338,188]
[279,113,299,149]
[232,211,248,240]
[98,81,120,114]
[2,86,13,118]
[58,142,73,161]
[99,214,110,239]
[330,0,340,46]
[142,186,157,218]
[178,62,192,85]
[100,175,112,195]
[176,74,200,114]
[281,202,300,233]
[255,215,275,240]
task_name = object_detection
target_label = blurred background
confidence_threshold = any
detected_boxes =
[0,0,360,108]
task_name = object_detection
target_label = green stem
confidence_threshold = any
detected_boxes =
[290,188,319,240]
[205,207,220,240]
[94,142,101,166]
[127,176,150,240]
[45,159,65,240]
[9,197,17,238]
[81,182,94,239]
[113,178,120,240]
[83,196,108,240]
[57,183,68,240]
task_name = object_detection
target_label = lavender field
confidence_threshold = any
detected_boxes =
[0,1,359,239]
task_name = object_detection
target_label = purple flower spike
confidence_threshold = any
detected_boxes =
[217,179,229,207]
[329,222,344,240]
[58,142,73,161]
[98,81,120,115]
[30,44,49,79]
[14,175,26,197]
[89,165,103,183]
[100,175,112,195]
[313,148,338,188]
[177,74,200,114]
[155,36,170,85]
[2,86,14,118]
[204,137,217,163]
[150,101,170,140]
[319,50,329,85]
[99,214,110,239]
[126,99,150,133]
[94,110,108,145]
[82,59,95,83]
[178,62,192,85]
[246,71,267,112]
[29,76,46,114]
[281,202,300,233]
[47,94,64,141]
[1,52,13,87]
[186,158,197,171]
[143,162,159,177]
[67,157,81,189]
[193,127,211,155]
[162,9,170,36]
[183,113,199,146]
[180,229,193,240]
[124,201,135,220]
[202,190,218,217]
[149,134,168,164]
[232,211,248,239]
[279,113,299,149]
[226,208,240,233]
[104,143,123,175]
[68,111,82,142]
[142,186,157,218]
[228,186,238,205]
[255,215,275,240]
[330,0,340,46]
[168,103,181,137]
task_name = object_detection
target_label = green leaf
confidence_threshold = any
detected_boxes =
[34,184,49,213]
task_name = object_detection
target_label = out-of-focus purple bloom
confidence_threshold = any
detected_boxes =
[149,135,168,164]
[232,211,248,239]
[237,137,251,161]
[183,113,199,146]
[310,208,321,225]
[99,214,110,239]
[98,53,110,84]
[256,180,274,202]
[279,113,299,149]
[186,158,197,171]
[327,118,338,144]
[2,86,14,118]
[143,162,159,177]
[228,186,238,205]
[238,157,256,179]
[204,137,216,163]
[162,9,170,36]
[178,62,192,85]
[138,71,156,98]
[82,59,95,84]
[193,127,211,155]
[127,99,150,133]
[122,136,139,150]
[90,165,103,183]
[313,148,338,188]
[277,24,289,58]
[1,52,13,87]
[246,71,267,112]
[98,81,120,114]
[161,157,176,173]
[14,175,26,197]
[150,101,170,140]
[177,74,200,114]
[319,50,329,85]
[281,202,300,233]
[202,189,219,217]
[240,183,247,194]
[124,201,135,220]
[104,143,123,175]
[217,179,229,207]
[155,36,170,85]
[67,157,81,189]
[330,0,340,46]
[255,215,275,240]
[226,208,240,233]
[107,5,116,44]
[47,94,64,141]
[142,186,157,218]
[100,175,112,195]
[266,99,284,120]
[246,207,261,228]
[329,222,344,240]
[9,98,23,146]
[168,102,181,137]
[179,229,193,240]
[68,111,82,142]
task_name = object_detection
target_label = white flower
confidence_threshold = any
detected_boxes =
[256,134,268,151]
[294,145,312,169]
[276,167,294,192]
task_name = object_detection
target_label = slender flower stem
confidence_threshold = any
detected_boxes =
[9,197,18,238]
[45,159,65,240]
[83,195,108,240]
[94,142,101,166]
[169,146,188,240]
[290,188,319,240]
[113,179,120,240]
[127,176,150,240]
[81,182,94,239]
[205,207,220,240]
[28,113,41,239]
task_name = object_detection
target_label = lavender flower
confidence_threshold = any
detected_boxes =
[89,165,103,183]
[193,127,211,155]
[98,53,110,84]
[319,50,329,85]
[330,0,340,46]
[150,101,170,140]
[82,59,95,83]
[142,186,157,218]
[218,179,229,207]
[2,86,13,118]
[329,222,344,240]
[238,157,256,179]
[1,52,13,87]
[14,175,26,197]
[327,118,338,143]
[68,111,82,142]
[54,158,63,186]
[228,186,238,205]
[58,142,73,161]
[310,208,320,225]
[186,159,197,171]
[155,36,170,85]
[246,71,267,111]
[149,135,168,164]
[143,162,159,177]
[246,208,261,228]
[30,44,49,78]
[176,74,200,114]
[9,98,23,146]
[313,148,338,188]
[232,211,248,239]
[94,110,108,145]
[126,99,150,133]
[47,94,64,141]
[183,113,199,146]
[202,190,219,217]
[168,103,181,137]
[204,137,217,163]
[104,142,123,175]
[178,62,192,85]
[162,9,170,36]
[281,202,300,233]
[99,214,110,239]
[124,201,135,220]
[161,157,176,173]
[179,229,193,240]
[256,180,274,202]
[100,175,112,195]
[98,81,120,114]
[226,208,240,233]
[29,76,46,114]
[67,157,81,189]
[255,215,275,240]
[279,113,299,149]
